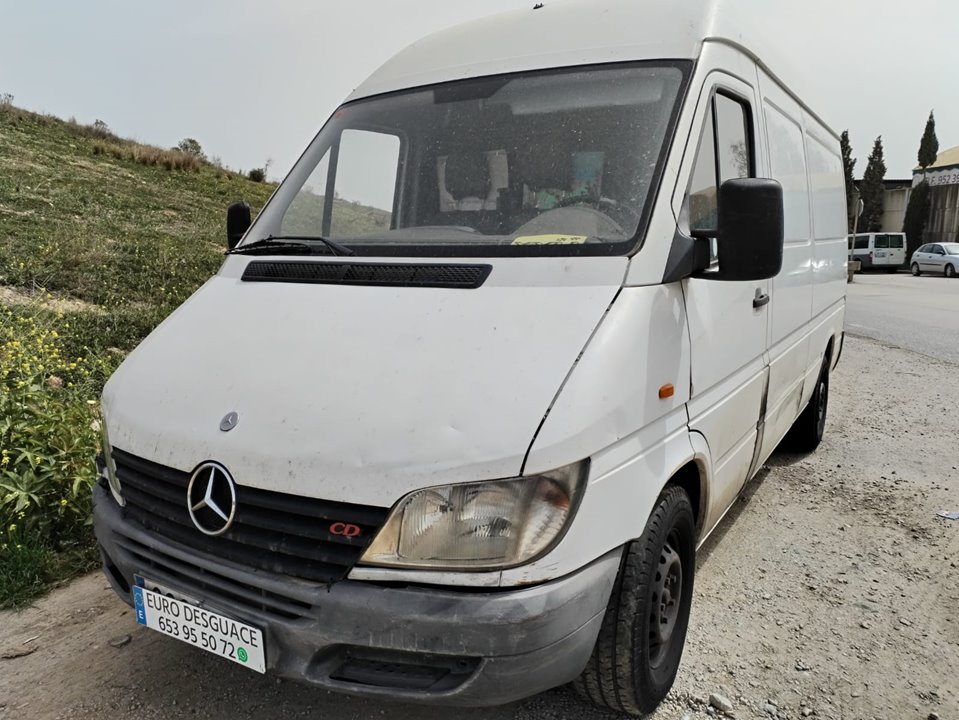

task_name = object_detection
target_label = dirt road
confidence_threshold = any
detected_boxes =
[2,335,957,720]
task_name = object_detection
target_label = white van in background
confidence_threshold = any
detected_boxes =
[93,0,847,715]
[849,232,906,271]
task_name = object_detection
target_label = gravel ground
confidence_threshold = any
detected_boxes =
[1,335,957,720]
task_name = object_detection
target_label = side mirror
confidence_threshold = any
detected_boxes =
[226,201,252,250]
[713,178,784,281]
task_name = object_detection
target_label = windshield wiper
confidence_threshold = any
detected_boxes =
[229,234,355,257]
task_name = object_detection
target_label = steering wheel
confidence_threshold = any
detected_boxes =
[554,193,618,211]
[553,193,641,231]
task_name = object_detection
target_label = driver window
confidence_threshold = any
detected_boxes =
[332,130,400,236]
[686,92,753,245]
[281,130,400,238]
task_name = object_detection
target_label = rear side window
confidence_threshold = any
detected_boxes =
[854,236,869,249]
[889,234,904,249]
[686,92,752,235]
[874,235,890,249]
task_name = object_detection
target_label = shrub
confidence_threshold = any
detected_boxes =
[176,137,206,160]
[0,304,114,607]
[0,528,57,609]
[91,140,199,172]
[247,167,266,182]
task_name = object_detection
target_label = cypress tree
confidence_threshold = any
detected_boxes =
[917,111,939,172]
[859,136,886,233]
[840,130,857,233]
[903,112,940,262]
[903,181,931,262]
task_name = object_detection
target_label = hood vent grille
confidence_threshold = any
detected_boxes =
[241,261,492,289]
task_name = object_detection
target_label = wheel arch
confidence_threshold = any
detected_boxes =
[665,460,707,538]
[824,334,835,370]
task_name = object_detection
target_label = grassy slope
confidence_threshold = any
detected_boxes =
[0,104,383,606]
[0,107,277,351]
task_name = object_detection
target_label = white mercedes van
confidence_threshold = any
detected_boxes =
[93,0,847,714]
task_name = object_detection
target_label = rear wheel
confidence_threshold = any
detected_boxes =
[573,486,696,716]
[912,263,921,276]
[946,264,956,278]
[782,355,830,452]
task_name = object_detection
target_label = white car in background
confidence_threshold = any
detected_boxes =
[911,243,959,277]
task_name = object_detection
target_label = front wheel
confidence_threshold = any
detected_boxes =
[911,263,921,276]
[573,486,696,716]
[946,264,957,278]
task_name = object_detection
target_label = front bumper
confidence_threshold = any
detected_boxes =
[93,482,621,706]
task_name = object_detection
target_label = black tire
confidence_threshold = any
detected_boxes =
[782,355,830,452]
[946,264,956,278]
[911,263,921,276]
[573,486,696,716]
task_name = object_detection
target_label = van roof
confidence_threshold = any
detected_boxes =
[348,0,837,139]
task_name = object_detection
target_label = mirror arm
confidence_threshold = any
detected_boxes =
[661,227,713,283]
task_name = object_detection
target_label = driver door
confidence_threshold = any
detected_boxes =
[681,73,769,533]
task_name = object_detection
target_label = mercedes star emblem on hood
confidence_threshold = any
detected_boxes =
[187,462,237,536]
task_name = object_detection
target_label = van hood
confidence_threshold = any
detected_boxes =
[103,256,625,507]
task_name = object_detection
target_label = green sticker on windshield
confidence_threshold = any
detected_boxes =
[512,234,588,245]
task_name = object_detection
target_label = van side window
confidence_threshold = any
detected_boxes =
[282,129,402,238]
[854,236,869,250]
[874,234,890,249]
[889,234,904,249]
[686,93,752,237]
[715,95,752,183]
[687,105,718,232]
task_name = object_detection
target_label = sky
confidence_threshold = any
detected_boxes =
[1,0,956,183]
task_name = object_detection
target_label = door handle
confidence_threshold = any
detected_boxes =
[753,290,770,309]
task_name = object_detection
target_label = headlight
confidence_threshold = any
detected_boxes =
[360,461,587,570]
[100,415,124,507]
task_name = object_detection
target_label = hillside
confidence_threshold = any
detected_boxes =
[0,105,279,351]
[0,102,380,606]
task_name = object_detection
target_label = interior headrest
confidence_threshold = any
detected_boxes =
[445,153,490,199]
[515,146,570,190]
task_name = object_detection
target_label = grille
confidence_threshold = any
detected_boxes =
[113,449,389,586]
[241,261,492,289]
[114,532,313,620]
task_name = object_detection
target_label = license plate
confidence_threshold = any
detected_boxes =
[132,580,266,673]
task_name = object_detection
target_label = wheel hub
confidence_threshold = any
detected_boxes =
[648,538,683,667]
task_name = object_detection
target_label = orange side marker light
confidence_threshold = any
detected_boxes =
[658,383,674,400]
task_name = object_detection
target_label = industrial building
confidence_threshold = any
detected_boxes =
[914,145,959,244]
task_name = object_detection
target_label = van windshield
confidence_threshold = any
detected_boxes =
[247,63,688,257]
